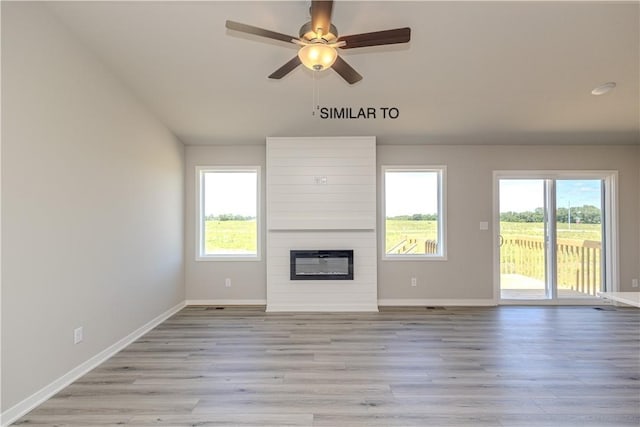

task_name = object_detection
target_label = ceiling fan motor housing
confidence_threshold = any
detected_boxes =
[299,22,338,42]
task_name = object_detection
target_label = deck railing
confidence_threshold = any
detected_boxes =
[500,236,601,296]
[388,238,438,255]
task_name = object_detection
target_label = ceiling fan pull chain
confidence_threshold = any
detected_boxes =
[316,71,321,113]
[312,70,320,117]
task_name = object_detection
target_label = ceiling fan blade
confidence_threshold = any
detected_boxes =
[268,56,302,79]
[332,56,362,84]
[226,20,297,44]
[310,0,334,37]
[337,27,411,49]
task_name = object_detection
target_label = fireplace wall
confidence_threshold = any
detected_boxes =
[266,137,377,312]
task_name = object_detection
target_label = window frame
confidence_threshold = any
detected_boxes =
[195,165,261,261]
[381,165,447,261]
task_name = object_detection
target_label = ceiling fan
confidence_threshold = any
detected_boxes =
[225,0,411,84]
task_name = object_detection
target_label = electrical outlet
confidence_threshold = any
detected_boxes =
[632,278,639,288]
[74,327,83,344]
[411,277,417,287]
[225,278,231,288]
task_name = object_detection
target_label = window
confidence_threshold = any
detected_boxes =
[382,166,446,259]
[196,166,260,260]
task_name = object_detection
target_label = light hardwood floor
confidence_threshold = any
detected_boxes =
[13,306,640,426]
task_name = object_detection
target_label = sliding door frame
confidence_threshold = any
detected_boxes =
[492,170,619,305]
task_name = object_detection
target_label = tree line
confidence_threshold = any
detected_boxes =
[500,205,601,224]
[206,206,601,224]
[387,214,438,221]
[205,214,255,221]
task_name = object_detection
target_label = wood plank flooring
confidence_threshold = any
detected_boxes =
[13,306,640,426]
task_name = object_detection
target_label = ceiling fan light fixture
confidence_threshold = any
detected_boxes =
[298,43,337,71]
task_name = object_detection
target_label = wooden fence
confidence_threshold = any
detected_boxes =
[501,235,601,296]
[389,238,438,255]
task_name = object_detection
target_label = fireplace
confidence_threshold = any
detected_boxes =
[290,250,354,280]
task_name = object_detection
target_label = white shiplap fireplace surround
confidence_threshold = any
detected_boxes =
[266,137,378,312]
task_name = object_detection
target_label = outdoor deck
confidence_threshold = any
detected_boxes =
[500,274,600,300]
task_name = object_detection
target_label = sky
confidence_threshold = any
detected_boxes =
[499,179,602,212]
[385,171,438,216]
[204,171,257,216]
[205,169,441,218]
[202,172,601,217]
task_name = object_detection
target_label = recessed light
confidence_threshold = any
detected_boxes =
[591,82,616,96]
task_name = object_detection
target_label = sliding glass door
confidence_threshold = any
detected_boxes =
[555,179,604,299]
[496,172,614,303]
[499,179,549,299]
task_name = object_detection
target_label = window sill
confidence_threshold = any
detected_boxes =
[382,254,448,261]
[196,255,262,262]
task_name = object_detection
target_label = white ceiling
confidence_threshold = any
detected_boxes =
[47,1,639,146]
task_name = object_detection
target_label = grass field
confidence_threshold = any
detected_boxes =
[203,219,602,257]
[500,221,602,241]
[385,220,438,254]
[204,220,256,254]
[384,219,601,254]
[204,218,602,295]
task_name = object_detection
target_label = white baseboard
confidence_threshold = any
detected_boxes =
[1,301,186,427]
[266,304,379,312]
[185,299,267,306]
[499,299,608,306]
[378,298,497,307]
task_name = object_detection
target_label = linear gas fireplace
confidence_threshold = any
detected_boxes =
[290,250,354,280]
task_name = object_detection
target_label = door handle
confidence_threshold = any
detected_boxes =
[499,235,504,247]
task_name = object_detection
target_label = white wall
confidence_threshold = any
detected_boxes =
[184,143,639,304]
[1,2,184,414]
[185,145,266,303]
[377,144,640,302]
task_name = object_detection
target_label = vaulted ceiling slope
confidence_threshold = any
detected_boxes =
[46,1,639,146]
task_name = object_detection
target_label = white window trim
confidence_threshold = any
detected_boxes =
[381,165,447,261]
[195,165,261,262]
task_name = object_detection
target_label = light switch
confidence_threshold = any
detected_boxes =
[479,221,489,230]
